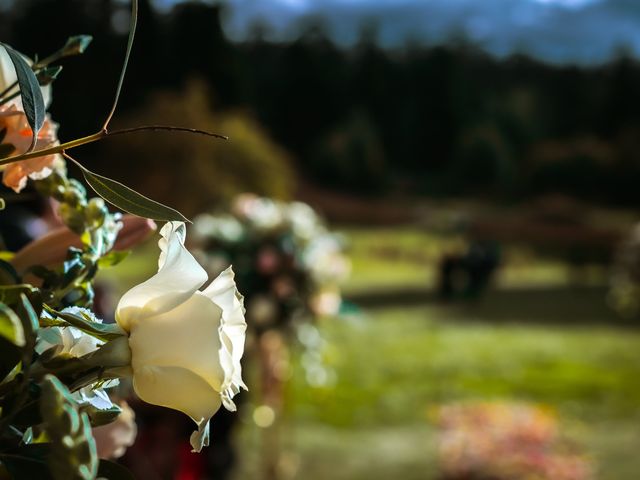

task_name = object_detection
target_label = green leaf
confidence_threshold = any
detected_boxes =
[0,259,20,285]
[1,44,45,150]
[36,65,63,86]
[45,306,124,342]
[0,285,38,305]
[97,459,136,480]
[40,375,98,480]
[18,293,39,334]
[0,302,25,346]
[82,168,190,223]
[62,35,93,57]
[97,250,130,269]
[81,403,122,427]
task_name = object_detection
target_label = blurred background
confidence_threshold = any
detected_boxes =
[3,0,640,478]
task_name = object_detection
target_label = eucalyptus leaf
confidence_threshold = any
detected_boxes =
[1,44,45,150]
[0,285,38,306]
[0,302,25,347]
[40,375,98,480]
[46,307,124,342]
[18,293,39,335]
[82,168,189,222]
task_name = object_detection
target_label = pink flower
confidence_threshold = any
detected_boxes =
[0,104,61,192]
[92,401,138,459]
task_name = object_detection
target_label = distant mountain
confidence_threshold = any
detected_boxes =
[187,0,640,65]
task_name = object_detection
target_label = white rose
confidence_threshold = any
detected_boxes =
[115,222,247,452]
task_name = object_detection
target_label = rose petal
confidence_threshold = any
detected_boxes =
[202,267,248,406]
[116,222,207,331]
[129,292,225,390]
[189,418,211,453]
[132,365,222,429]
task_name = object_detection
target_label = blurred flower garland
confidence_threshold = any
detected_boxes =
[191,193,349,360]
[190,194,350,478]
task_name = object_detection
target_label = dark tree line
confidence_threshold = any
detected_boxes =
[2,0,640,204]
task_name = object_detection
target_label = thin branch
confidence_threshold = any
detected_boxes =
[0,90,20,107]
[62,151,85,171]
[0,79,18,101]
[107,125,228,140]
[0,125,227,167]
[102,0,138,131]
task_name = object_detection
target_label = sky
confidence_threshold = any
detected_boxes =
[157,0,640,65]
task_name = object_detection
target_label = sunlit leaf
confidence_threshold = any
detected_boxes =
[97,250,130,269]
[18,293,39,334]
[45,306,124,342]
[0,302,25,347]
[82,168,190,222]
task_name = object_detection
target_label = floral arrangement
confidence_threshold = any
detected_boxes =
[191,193,350,333]
[434,401,594,480]
[0,2,247,478]
[190,194,349,477]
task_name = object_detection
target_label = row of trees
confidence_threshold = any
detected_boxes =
[3,0,640,203]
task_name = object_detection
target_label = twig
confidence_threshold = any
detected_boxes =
[0,125,227,167]
[102,0,138,131]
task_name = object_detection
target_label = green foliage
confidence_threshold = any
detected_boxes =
[97,250,130,269]
[44,306,124,342]
[39,375,98,480]
[81,167,190,223]
[310,112,387,193]
[0,303,25,347]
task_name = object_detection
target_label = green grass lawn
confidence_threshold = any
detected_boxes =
[235,303,640,479]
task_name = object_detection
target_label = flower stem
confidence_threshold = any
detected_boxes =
[102,0,138,131]
[0,126,227,168]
